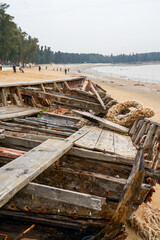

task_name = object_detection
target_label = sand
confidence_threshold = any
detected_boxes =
[0,65,72,84]
[1,64,160,240]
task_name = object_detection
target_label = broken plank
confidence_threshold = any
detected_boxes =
[95,130,115,154]
[0,126,90,208]
[73,110,129,133]
[90,82,106,110]
[74,127,102,150]
[20,88,106,113]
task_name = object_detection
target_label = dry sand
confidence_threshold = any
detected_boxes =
[0,65,160,240]
[0,65,72,84]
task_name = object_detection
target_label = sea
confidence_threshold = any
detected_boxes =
[85,64,160,85]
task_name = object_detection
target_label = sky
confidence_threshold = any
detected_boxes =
[3,0,160,55]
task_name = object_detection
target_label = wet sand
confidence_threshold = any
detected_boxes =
[0,65,160,239]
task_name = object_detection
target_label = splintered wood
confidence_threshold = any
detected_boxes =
[74,127,137,159]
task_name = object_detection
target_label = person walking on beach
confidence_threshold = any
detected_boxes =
[19,67,24,73]
[39,65,41,71]
[65,68,67,74]
[13,64,16,73]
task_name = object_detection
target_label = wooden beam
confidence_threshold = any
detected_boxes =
[40,84,51,105]
[0,120,72,137]
[0,107,40,120]
[0,147,26,159]
[90,82,106,110]
[0,126,90,208]
[20,88,106,113]
[73,110,129,133]
[3,182,119,220]
[1,88,8,106]
[68,147,152,169]
[16,87,24,106]
[0,76,86,88]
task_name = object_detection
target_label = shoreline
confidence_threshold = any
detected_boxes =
[71,64,160,121]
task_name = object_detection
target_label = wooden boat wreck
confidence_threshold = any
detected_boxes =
[0,76,159,239]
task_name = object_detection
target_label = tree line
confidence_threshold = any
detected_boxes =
[1,3,160,65]
[0,3,39,64]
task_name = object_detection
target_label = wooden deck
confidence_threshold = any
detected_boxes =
[74,126,137,159]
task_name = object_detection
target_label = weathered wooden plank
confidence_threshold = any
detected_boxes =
[16,87,24,107]
[144,118,160,127]
[114,133,137,159]
[26,117,79,131]
[95,130,115,154]
[1,88,8,106]
[21,88,106,113]
[74,127,102,150]
[0,107,40,120]
[143,124,157,151]
[63,88,99,103]
[0,126,90,208]
[68,147,152,168]
[134,121,147,145]
[0,135,41,150]
[129,119,138,135]
[0,76,86,88]
[0,210,82,230]
[90,82,106,110]
[3,182,119,220]
[0,120,71,137]
[41,112,81,125]
[90,148,145,240]
[13,118,76,133]
[11,93,23,107]
[0,147,26,159]
[132,119,144,142]
[73,110,129,133]
[60,154,131,179]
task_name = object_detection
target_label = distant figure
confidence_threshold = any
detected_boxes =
[64,68,67,74]
[53,68,55,71]
[19,67,24,73]
[0,64,2,70]
[60,68,61,71]
[39,65,41,71]
[13,64,16,73]
[68,68,69,72]
[46,66,47,70]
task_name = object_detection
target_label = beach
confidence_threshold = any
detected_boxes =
[0,65,160,239]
